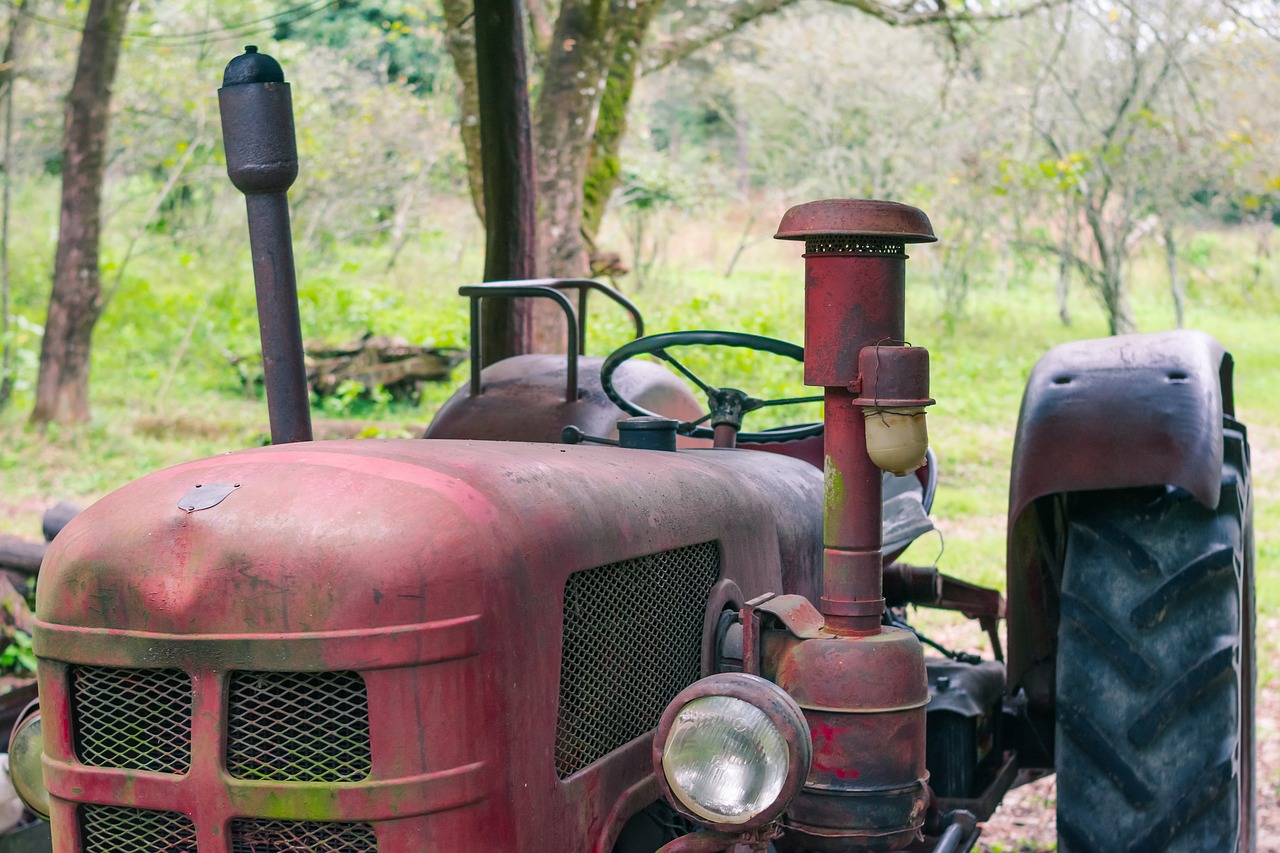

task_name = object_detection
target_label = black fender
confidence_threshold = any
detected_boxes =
[1005,330,1236,703]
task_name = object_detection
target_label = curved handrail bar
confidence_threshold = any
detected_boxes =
[474,277,645,354]
[459,283,579,402]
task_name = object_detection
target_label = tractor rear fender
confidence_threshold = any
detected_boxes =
[1005,330,1236,703]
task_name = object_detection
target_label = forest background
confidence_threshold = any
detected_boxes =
[0,1,1277,845]
[0,0,1277,651]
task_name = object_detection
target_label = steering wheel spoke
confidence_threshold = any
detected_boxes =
[750,393,824,409]
[653,349,718,396]
[600,330,823,444]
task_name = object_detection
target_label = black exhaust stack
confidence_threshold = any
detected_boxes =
[218,46,312,444]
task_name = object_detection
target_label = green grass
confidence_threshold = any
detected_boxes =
[1,201,1276,620]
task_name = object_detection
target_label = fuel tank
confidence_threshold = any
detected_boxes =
[34,439,821,852]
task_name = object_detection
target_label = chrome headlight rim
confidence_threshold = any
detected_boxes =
[652,672,811,833]
[8,699,48,819]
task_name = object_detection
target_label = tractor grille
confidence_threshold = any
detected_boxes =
[554,541,721,779]
[227,670,371,782]
[805,235,905,255]
[81,804,197,851]
[71,667,192,773]
[230,818,378,852]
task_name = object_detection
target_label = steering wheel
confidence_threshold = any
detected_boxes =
[600,330,824,444]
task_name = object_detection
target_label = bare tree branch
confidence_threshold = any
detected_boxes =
[1223,0,1280,38]
[646,0,1065,73]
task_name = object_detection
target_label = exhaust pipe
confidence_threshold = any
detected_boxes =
[218,46,312,444]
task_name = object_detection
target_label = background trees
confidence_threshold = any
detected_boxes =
[443,0,1058,280]
[0,0,1270,425]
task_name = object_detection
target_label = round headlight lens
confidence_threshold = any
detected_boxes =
[660,694,789,824]
[8,711,47,819]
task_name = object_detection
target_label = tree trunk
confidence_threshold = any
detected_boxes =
[475,0,537,364]
[581,0,663,242]
[0,0,31,410]
[1056,207,1073,327]
[534,0,618,280]
[30,0,131,426]
[442,0,485,224]
[1163,220,1184,329]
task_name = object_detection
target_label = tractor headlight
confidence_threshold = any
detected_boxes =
[653,673,810,831]
[8,701,48,819]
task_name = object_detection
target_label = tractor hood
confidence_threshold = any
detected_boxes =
[37,439,821,636]
[33,439,822,850]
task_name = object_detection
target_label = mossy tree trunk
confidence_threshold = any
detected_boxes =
[0,0,33,410]
[445,0,1054,307]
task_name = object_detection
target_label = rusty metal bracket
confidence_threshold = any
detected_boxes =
[177,483,240,513]
[740,593,776,676]
[754,594,826,639]
[884,564,1005,660]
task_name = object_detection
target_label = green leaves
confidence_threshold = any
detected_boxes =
[0,629,36,676]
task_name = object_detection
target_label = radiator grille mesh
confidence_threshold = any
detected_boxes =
[71,667,192,773]
[81,805,197,852]
[227,670,371,782]
[805,235,905,255]
[230,818,378,852]
[555,541,721,778]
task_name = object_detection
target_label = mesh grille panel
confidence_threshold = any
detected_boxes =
[805,235,905,255]
[555,541,721,778]
[227,670,371,782]
[81,805,197,852]
[72,667,192,773]
[230,818,378,852]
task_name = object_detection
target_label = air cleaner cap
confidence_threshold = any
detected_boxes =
[618,416,678,452]
[774,199,936,243]
[222,45,285,87]
[219,45,297,195]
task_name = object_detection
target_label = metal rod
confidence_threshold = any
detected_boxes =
[244,192,311,444]
[469,295,482,396]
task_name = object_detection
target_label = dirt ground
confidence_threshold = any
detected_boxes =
[976,616,1280,852]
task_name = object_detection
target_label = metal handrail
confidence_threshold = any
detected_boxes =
[459,278,646,403]
[460,284,579,402]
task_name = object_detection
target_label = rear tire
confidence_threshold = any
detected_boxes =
[1055,422,1252,853]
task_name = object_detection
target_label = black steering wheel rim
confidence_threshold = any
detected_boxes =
[600,330,824,443]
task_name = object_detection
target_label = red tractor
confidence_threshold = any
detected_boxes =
[3,48,1252,853]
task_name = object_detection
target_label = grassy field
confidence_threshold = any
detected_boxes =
[0,197,1275,621]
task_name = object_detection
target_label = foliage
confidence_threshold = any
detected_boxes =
[0,0,1277,674]
[0,630,35,676]
[274,0,452,97]
[5,218,1279,614]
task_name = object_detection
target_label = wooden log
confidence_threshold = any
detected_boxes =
[42,501,82,542]
[236,336,465,402]
[0,537,44,575]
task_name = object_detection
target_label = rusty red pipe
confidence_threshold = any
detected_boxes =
[775,200,934,632]
[767,201,937,851]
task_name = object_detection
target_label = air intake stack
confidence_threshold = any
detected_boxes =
[219,46,312,445]
[769,200,937,850]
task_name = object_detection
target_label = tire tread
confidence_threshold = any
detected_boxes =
[1055,430,1249,853]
